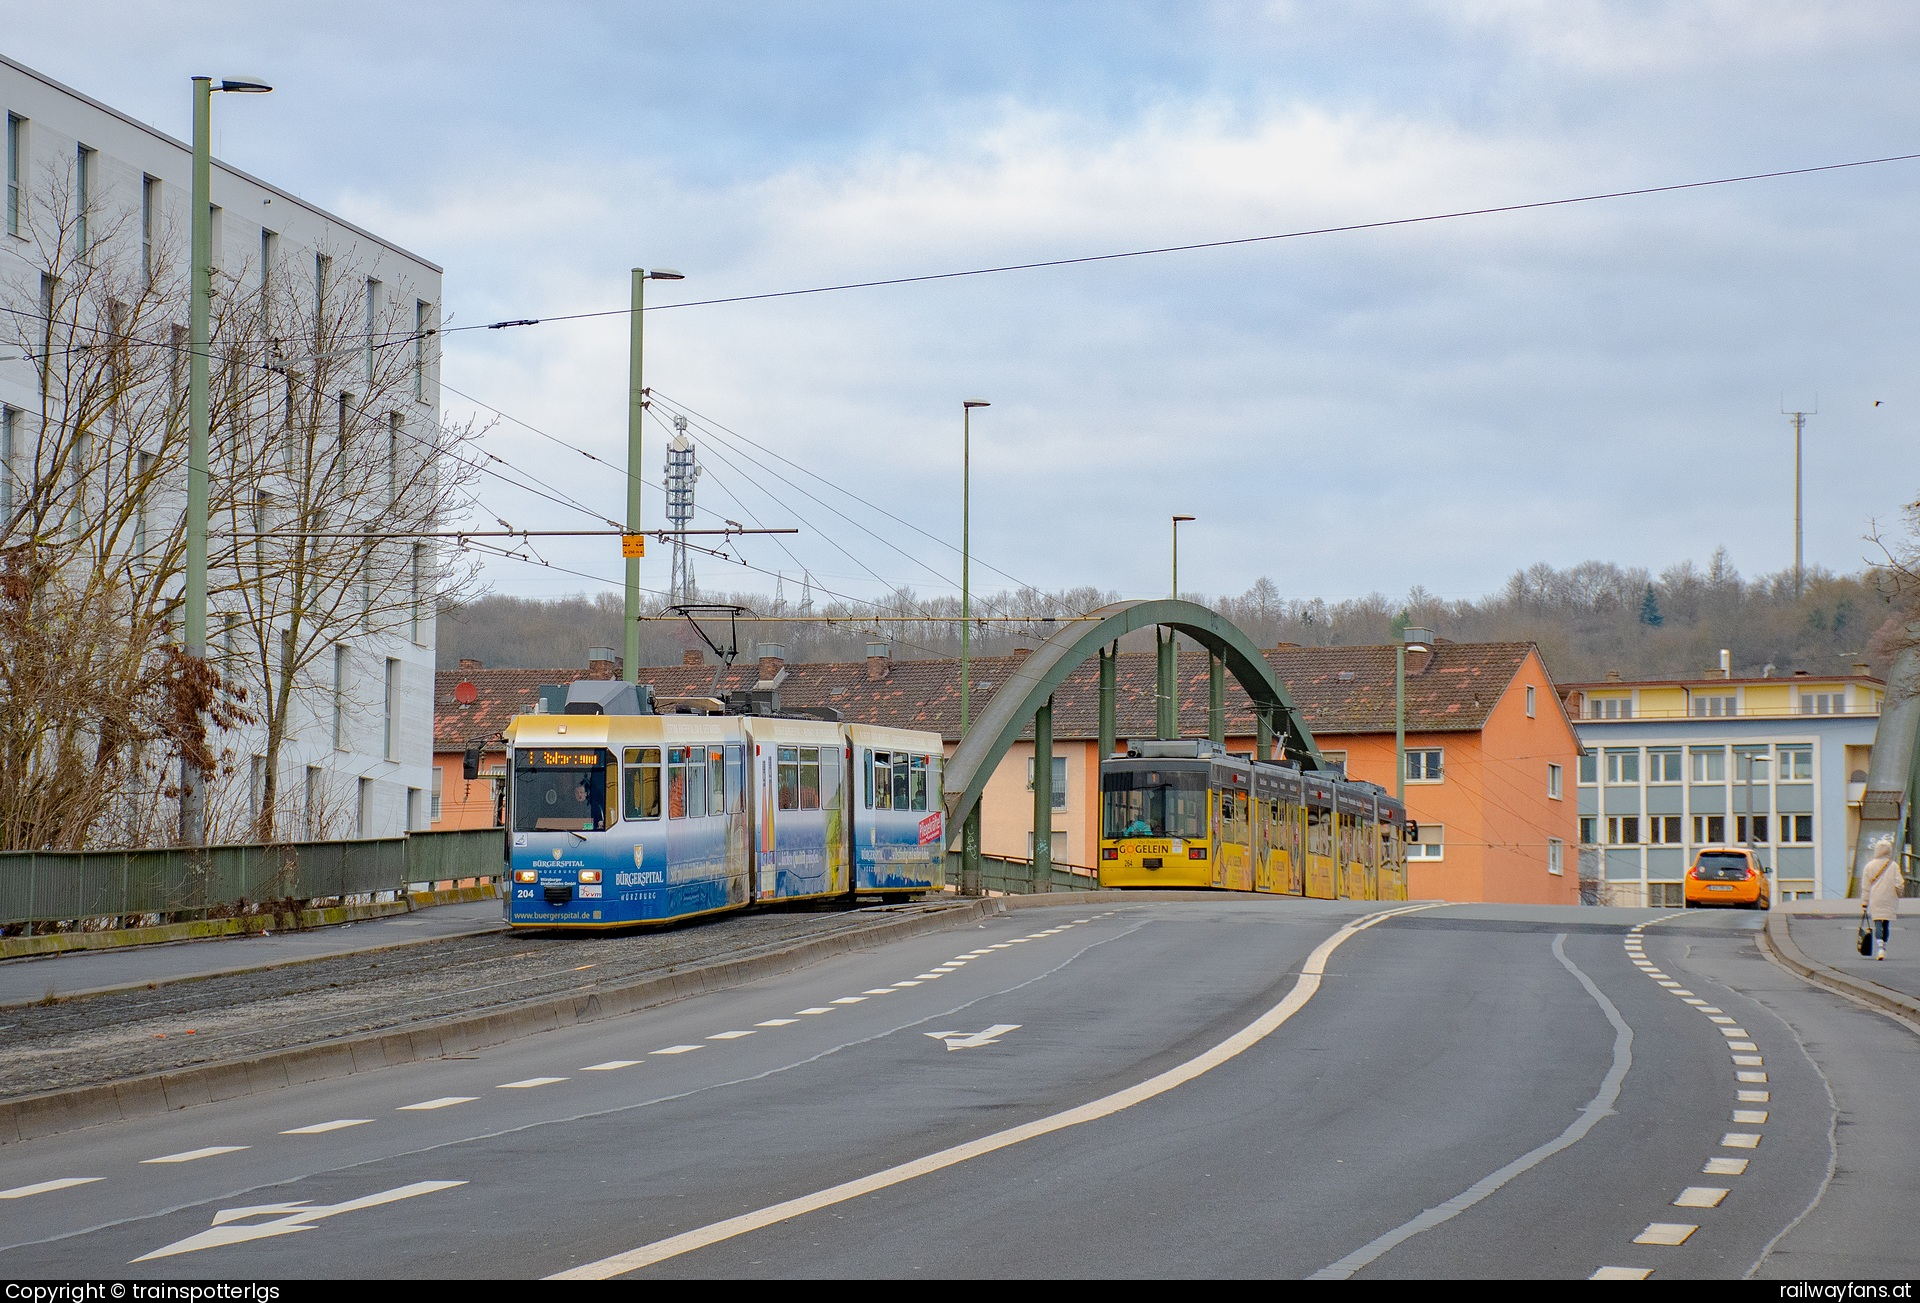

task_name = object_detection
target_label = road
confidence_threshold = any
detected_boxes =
[2,896,1915,1279]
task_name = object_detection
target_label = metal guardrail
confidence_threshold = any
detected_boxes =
[0,828,506,927]
[945,851,1098,895]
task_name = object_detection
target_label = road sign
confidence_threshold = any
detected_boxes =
[134,1180,466,1261]
[622,534,646,558]
[924,1024,1021,1051]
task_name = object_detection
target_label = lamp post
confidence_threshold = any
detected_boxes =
[181,74,271,847]
[959,399,989,894]
[623,267,684,684]
[1396,626,1433,801]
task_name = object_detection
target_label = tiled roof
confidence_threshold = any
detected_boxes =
[437,640,1540,751]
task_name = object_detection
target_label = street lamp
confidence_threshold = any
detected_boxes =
[1171,515,1195,599]
[182,73,272,847]
[1396,626,1433,801]
[623,267,685,684]
[960,399,989,895]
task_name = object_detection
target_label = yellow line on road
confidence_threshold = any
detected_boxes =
[549,901,1439,1280]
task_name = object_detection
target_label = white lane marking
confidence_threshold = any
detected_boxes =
[651,1046,702,1055]
[133,1180,466,1262]
[795,1008,835,1015]
[1709,1016,1736,1024]
[399,1096,481,1109]
[1006,938,1030,944]
[709,1031,756,1040]
[1737,1071,1768,1083]
[1683,998,1709,1005]
[756,1019,798,1026]
[580,1061,641,1072]
[1,1177,103,1199]
[1729,1041,1758,1051]
[1591,1267,1652,1280]
[1733,1055,1764,1066]
[924,1024,1021,1051]
[829,997,867,1005]
[1719,1027,1749,1037]
[1634,1223,1697,1246]
[887,982,922,988]
[1072,918,1090,923]
[1738,1091,1770,1103]
[987,943,1013,949]
[550,901,1440,1280]
[1670,989,1695,996]
[1722,1133,1762,1149]
[142,1146,249,1165]
[913,974,945,981]
[499,1077,568,1088]
[1675,1187,1729,1208]
[1311,931,1631,1281]
[1705,1157,1749,1175]
[280,1119,372,1134]
[1657,981,1681,988]
[861,989,896,996]
[1700,1006,1725,1014]
[1733,1110,1769,1124]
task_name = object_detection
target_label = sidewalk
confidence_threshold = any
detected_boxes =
[0,897,505,1007]
[1780,912,1920,1007]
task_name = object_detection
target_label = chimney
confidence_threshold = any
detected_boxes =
[682,649,703,667]
[458,657,482,672]
[755,642,788,689]
[1404,647,1433,675]
[1011,646,1032,660]
[865,641,891,682]
[1719,649,1731,679]
[587,646,619,680]
[1605,670,1622,682]
[1852,661,1871,677]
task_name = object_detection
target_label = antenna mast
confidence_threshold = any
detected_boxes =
[1782,401,1816,598]
[664,415,701,606]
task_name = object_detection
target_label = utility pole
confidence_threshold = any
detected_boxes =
[625,268,684,683]
[1782,404,1814,598]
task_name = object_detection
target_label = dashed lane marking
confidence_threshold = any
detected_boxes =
[829,997,867,1004]
[755,1019,798,1027]
[499,1077,568,1088]
[1591,1267,1653,1280]
[399,1096,479,1109]
[281,1119,372,1134]
[1705,1157,1749,1176]
[1700,1006,1724,1013]
[0,1178,102,1199]
[1634,1223,1698,1246]
[142,1146,249,1164]
[650,1046,701,1056]
[1683,998,1709,1005]
[1737,1071,1768,1083]
[795,1008,835,1015]
[913,975,945,981]
[1739,1091,1770,1103]
[1733,1110,1769,1124]
[1729,1041,1758,1051]
[708,1031,756,1040]
[986,943,1012,949]
[1709,1016,1736,1024]
[1670,989,1695,996]
[861,989,896,996]
[1721,1133,1762,1149]
[1674,1187,1729,1208]
[1733,1055,1763,1067]
[888,982,922,988]
[581,1061,641,1072]
[1719,1027,1750,1038]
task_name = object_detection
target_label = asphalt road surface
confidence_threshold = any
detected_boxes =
[2,896,1915,1280]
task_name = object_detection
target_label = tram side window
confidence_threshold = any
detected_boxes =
[725,744,745,813]
[667,747,688,819]
[623,748,662,820]
[893,754,910,811]
[708,746,726,815]
[869,750,892,810]
[779,746,800,811]
[820,745,841,810]
[909,754,927,812]
[1308,807,1332,856]
[686,748,708,819]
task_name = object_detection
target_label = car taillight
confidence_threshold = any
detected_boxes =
[1101,848,1118,861]
[578,870,602,883]
[514,869,537,883]
[1189,847,1208,860]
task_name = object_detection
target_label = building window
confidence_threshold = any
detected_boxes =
[1547,763,1562,800]
[414,300,431,400]
[1734,815,1770,843]
[0,406,13,520]
[1607,816,1640,845]
[1407,823,1444,859]
[357,776,375,838]
[1579,816,1597,845]
[387,413,402,506]
[1693,814,1726,844]
[1800,692,1843,715]
[315,252,331,320]
[1647,748,1682,783]
[133,450,153,563]
[384,657,400,760]
[74,144,93,256]
[333,644,349,750]
[5,114,22,237]
[1406,749,1443,782]
[1590,697,1631,719]
[1026,755,1068,809]
[305,766,323,839]
[1733,748,1770,783]
[141,175,159,283]
[1526,685,1536,717]
[407,786,422,832]
[1604,748,1639,785]
[249,755,267,823]
[1027,830,1067,861]
[1779,745,1814,781]
[410,544,426,643]
[365,277,381,384]
[1547,838,1563,875]
[1647,815,1683,844]
[1690,747,1726,782]
[430,766,444,822]
[1320,749,1348,778]
[1578,748,1596,785]
[1649,883,1685,908]
[1787,814,1813,843]
[1692,694,1736,718]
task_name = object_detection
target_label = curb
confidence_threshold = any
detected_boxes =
[0,895,1014,1147]
[1760,912,1920,1024]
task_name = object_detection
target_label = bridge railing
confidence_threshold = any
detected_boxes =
[0,828,506,929]
[946,851,1097,895]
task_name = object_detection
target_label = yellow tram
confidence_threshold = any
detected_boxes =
[1098,740,1409,901]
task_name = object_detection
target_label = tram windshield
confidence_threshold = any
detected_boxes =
[1102,770,1209,839]
[513,748,611,832]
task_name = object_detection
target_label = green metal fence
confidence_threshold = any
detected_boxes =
[945,852,1097,895]
[0,828,506,927]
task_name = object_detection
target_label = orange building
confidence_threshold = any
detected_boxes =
[432,639,1581,904]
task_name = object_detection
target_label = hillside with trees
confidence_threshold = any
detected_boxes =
[439,548,1911,686]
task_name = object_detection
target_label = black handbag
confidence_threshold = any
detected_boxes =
[1858,914,1874,957]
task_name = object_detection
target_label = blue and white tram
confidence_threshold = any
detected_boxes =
[502,690,945,929]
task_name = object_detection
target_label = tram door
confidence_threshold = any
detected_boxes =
[753,740,778,900]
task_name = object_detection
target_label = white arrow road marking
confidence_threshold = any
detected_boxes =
[132,1180,466,1262]
[924,1024,1022,1050]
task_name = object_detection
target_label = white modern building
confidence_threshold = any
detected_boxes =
[1,54,442,843]
[1563,668,1883,904]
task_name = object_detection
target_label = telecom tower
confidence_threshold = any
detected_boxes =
[664,415,701,605]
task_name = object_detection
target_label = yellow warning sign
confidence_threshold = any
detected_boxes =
[622,534,646,559]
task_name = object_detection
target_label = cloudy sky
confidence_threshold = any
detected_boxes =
[13,3,1920,611]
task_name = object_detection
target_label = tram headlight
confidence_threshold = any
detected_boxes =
[1101,847,1118,861]
[578,870,602,884]
[514,869,538,884]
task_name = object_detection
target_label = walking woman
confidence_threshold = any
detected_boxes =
[1862,835,1903,960]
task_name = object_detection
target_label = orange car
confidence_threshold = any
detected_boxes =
[1684,847,1771,910]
